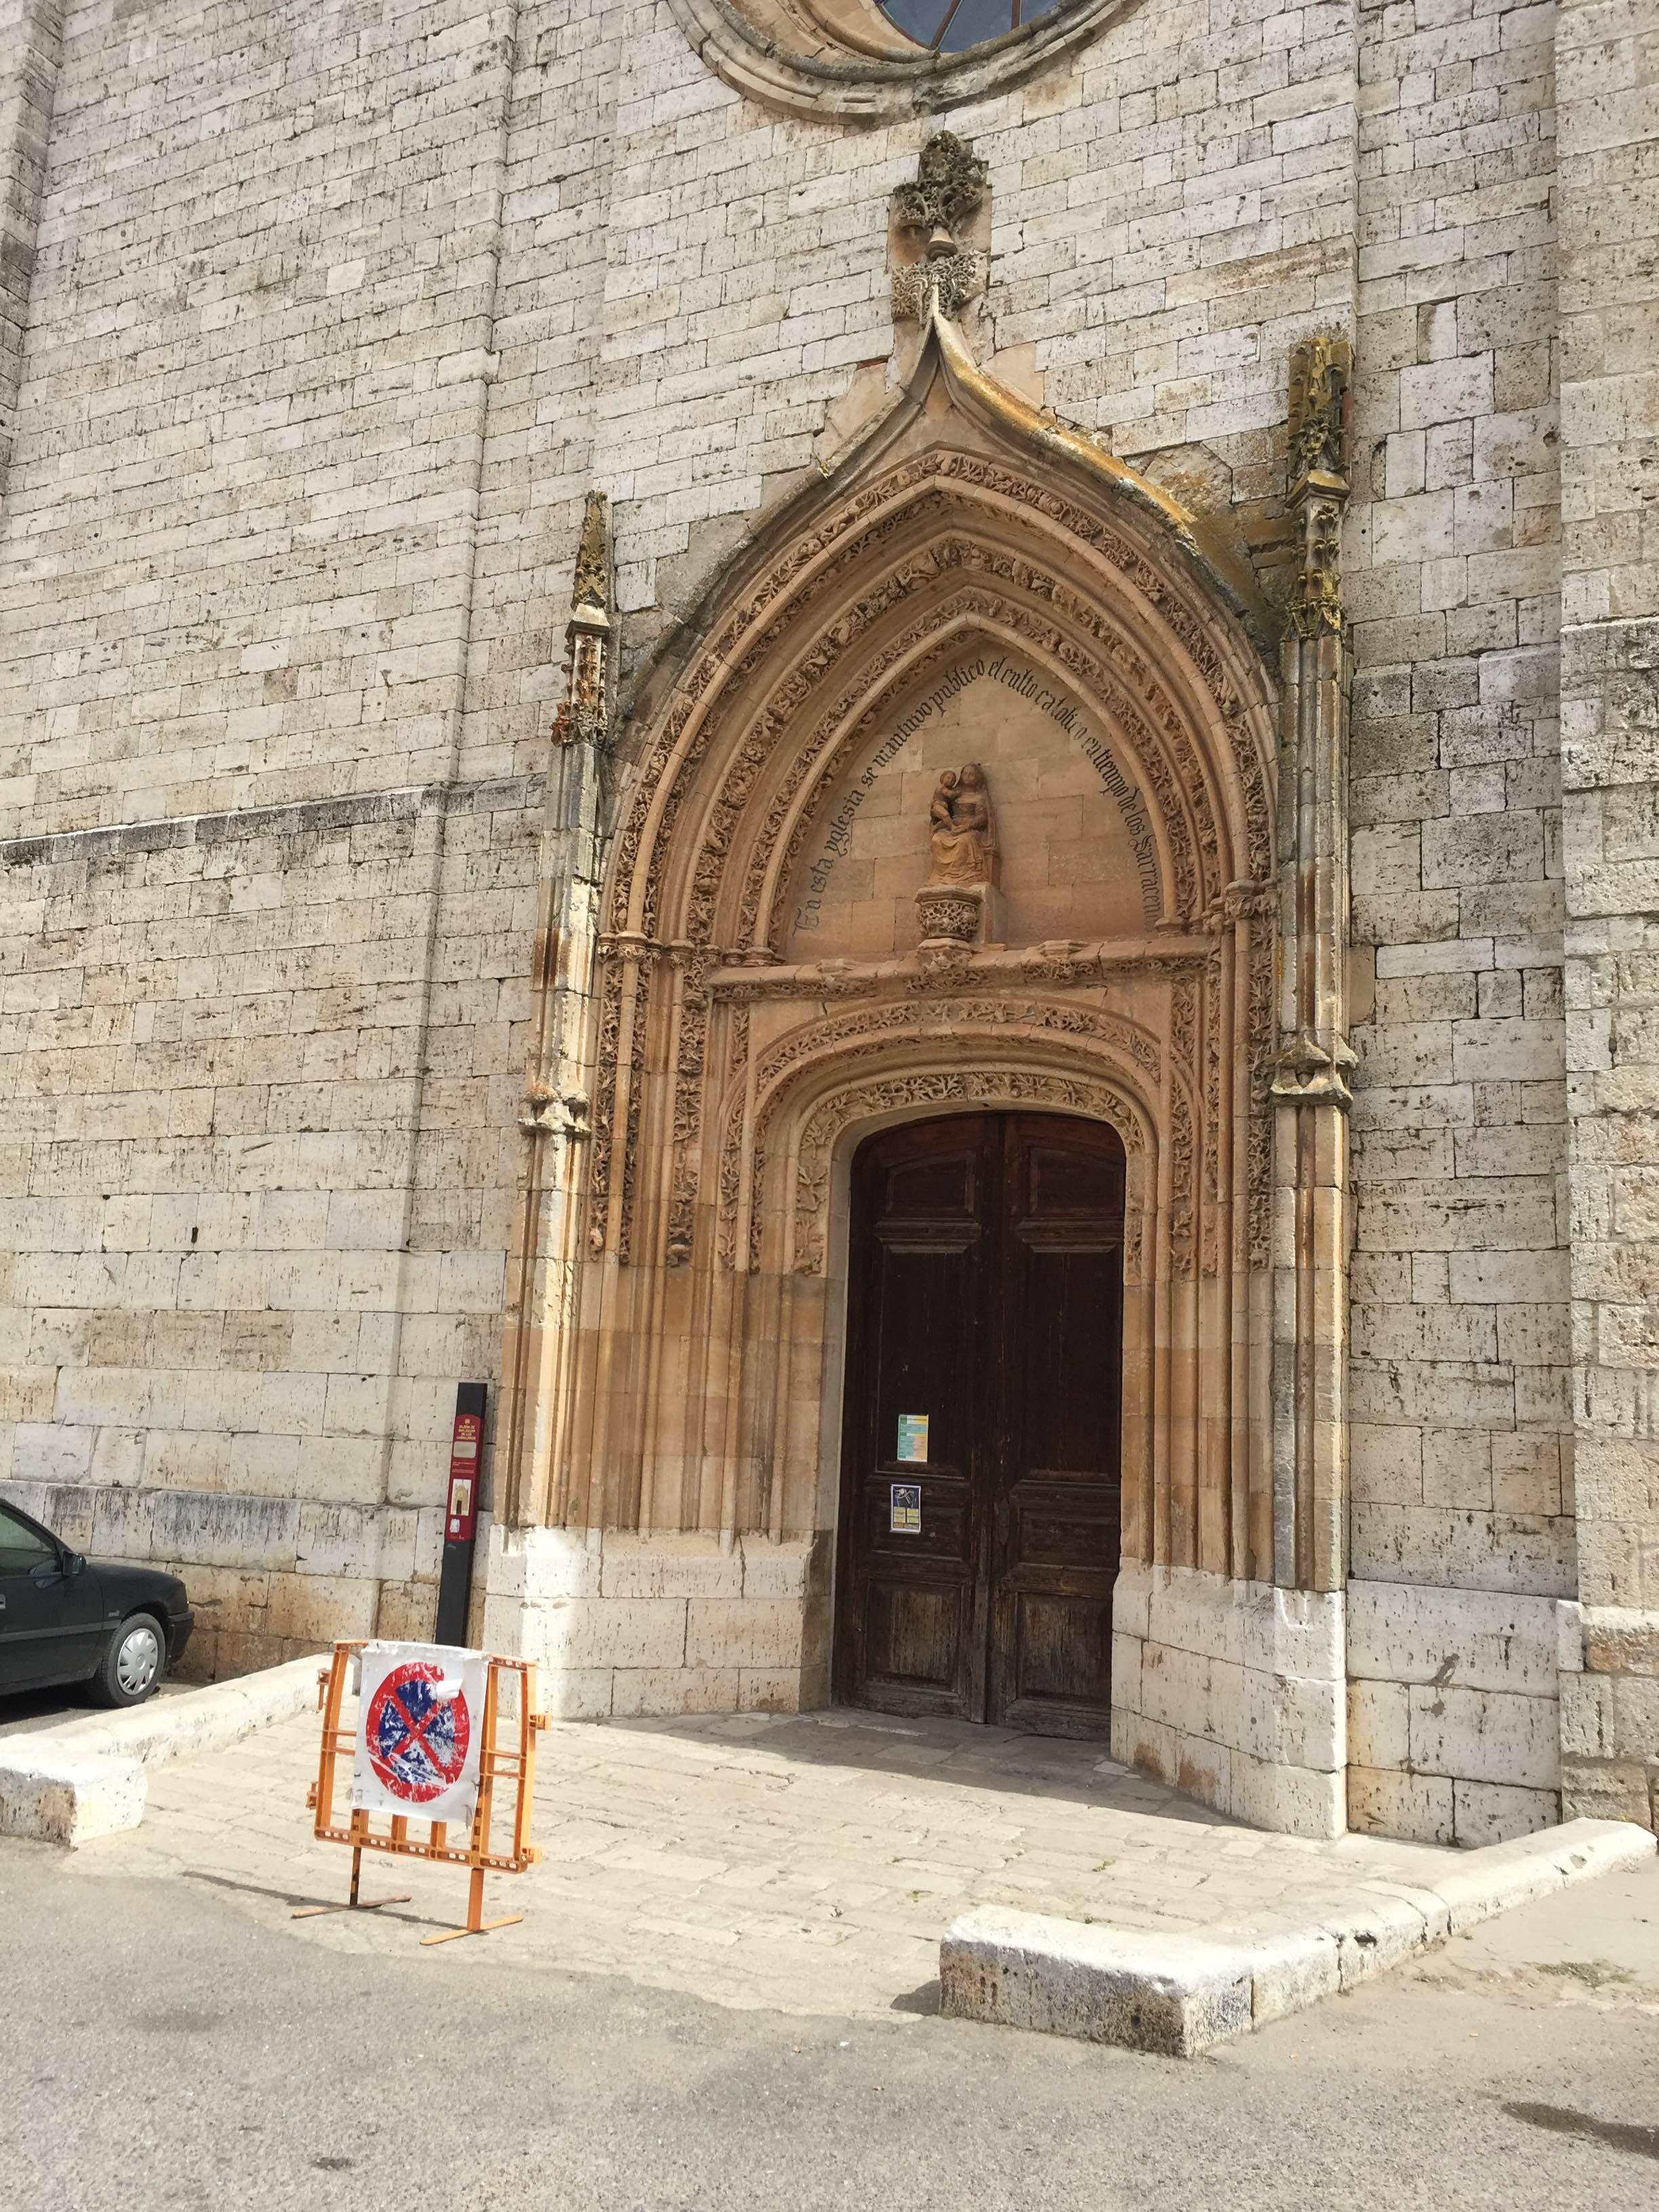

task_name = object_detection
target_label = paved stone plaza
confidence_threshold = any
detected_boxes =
[91,1705,1467,2018]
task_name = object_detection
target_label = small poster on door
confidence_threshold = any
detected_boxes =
[890,1482,922,1534]
[896,1413,929,1463]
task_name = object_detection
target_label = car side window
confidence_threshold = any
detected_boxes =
[0,1504,57,1574]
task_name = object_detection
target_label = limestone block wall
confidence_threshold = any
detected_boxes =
[482,1527,827,1717]
[520,0,1584,1839]
[0,0,61,501]
[0,1,540,1673]
[1111,1566,1347,1837]
[1554,0,1659,1830]
[0,0,1650,1846]
[1342,0,1574,1841]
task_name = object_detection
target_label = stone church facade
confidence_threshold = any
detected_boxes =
[1,0,1656,1845]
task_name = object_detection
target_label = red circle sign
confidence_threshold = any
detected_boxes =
[364,1662,472,1803]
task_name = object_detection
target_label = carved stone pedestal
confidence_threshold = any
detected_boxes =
[916,881,1003,947]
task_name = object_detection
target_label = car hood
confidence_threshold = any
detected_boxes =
[90,1559,191,1615]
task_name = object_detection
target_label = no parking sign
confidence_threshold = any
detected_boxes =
[350,1641,486,1827]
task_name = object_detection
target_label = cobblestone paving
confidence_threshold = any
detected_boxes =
[91,1705,1464,2018]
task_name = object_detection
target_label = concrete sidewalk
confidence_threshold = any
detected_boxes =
[67,1700,1496,2019]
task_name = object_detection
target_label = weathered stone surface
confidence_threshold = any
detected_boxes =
[942,1819,1656,2053]
[0,0,1651,1848]
[941,1910,1255,2057]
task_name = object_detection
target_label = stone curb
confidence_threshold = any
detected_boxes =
[0,1655,323,1848]
[939,1816,1658,2056]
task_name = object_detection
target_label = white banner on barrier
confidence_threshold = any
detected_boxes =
[350,1641,486,1828]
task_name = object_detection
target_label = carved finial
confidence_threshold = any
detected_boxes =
[554,491,611,745]
[893,132,989,245]
[891,133,989,325]
[1286,337,1351,491]
[1285,338,1353,642]
[571,489,610,617]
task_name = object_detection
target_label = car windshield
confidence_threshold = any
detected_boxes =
[0,1503,56,1574]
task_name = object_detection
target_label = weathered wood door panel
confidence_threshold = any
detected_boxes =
[835,1113,1124,1736]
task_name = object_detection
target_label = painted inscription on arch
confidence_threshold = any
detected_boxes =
[792,655,1161,934]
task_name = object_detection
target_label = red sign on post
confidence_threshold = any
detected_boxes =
[436,1381,486,1649]
[447,1412,481,1542]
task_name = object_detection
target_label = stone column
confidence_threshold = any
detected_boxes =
[1555,0,1659,1831]
[1272,338,1357,1599]
[499,493,611,1534]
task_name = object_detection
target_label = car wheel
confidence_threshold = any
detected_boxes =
[91,1613,167,1708]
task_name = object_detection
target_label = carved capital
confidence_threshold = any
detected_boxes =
[1218,878,1277,925]
[520,1080,591,1139]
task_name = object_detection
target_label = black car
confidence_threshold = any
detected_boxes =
[0,1497,193,1707]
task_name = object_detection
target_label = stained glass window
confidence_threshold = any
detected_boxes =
[879,0,1066,53]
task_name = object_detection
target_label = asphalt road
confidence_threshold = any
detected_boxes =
[4,1844,1658,2212]
[0,1680,186,1739]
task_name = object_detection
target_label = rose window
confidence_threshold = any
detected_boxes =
[876,0,1067,51]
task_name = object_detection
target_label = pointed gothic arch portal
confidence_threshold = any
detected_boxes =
[505,310,1299,1793]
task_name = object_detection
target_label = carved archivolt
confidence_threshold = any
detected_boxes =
[714,996,1165,1273]
[607,449,1270,944]
[787,1069,1151,1280]
[583,327,1283,1292]
[584,439,1274,1268]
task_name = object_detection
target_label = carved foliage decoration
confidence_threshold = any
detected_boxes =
[608,449,1269,945]
[893,132,989,244]
[588,443,1275,1267]
[717,995,1163,1273]
[1287,336,1351,489]
[790,1071,1147,1280]
[554,490,612,747]
[1286,336,1352,644]
[1168,975,1199,1279]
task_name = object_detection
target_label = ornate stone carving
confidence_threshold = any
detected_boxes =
[1287,336,1351,489]
[1169,977,1199,1279]
[586,958,625,1254]
[790,1069,1144,1277]
[914,890,984,945]
[594,443,1276,1284]
[911,939,977,986]
[554,490,611,747]
[893,132,988,255]
[892,252,983,325]
[1020,942,1103,987]
[587,937,659,1260]
[1248,922,1274,1269]
[1286,337,1351,644]
[716,995,1164,1274]
[1288,499,1344,643]
[1202,951,1223,1279]
[750,996,1160,1099]
[608,448,1271,952]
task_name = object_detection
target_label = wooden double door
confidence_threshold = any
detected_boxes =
[834,1112,1124,1737]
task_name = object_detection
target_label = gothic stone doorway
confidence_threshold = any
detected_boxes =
[833,1111,1124,1737]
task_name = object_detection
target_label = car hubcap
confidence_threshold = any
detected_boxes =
[117,1622,162,1696]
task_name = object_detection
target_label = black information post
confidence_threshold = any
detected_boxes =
[434,1382,486,1647]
